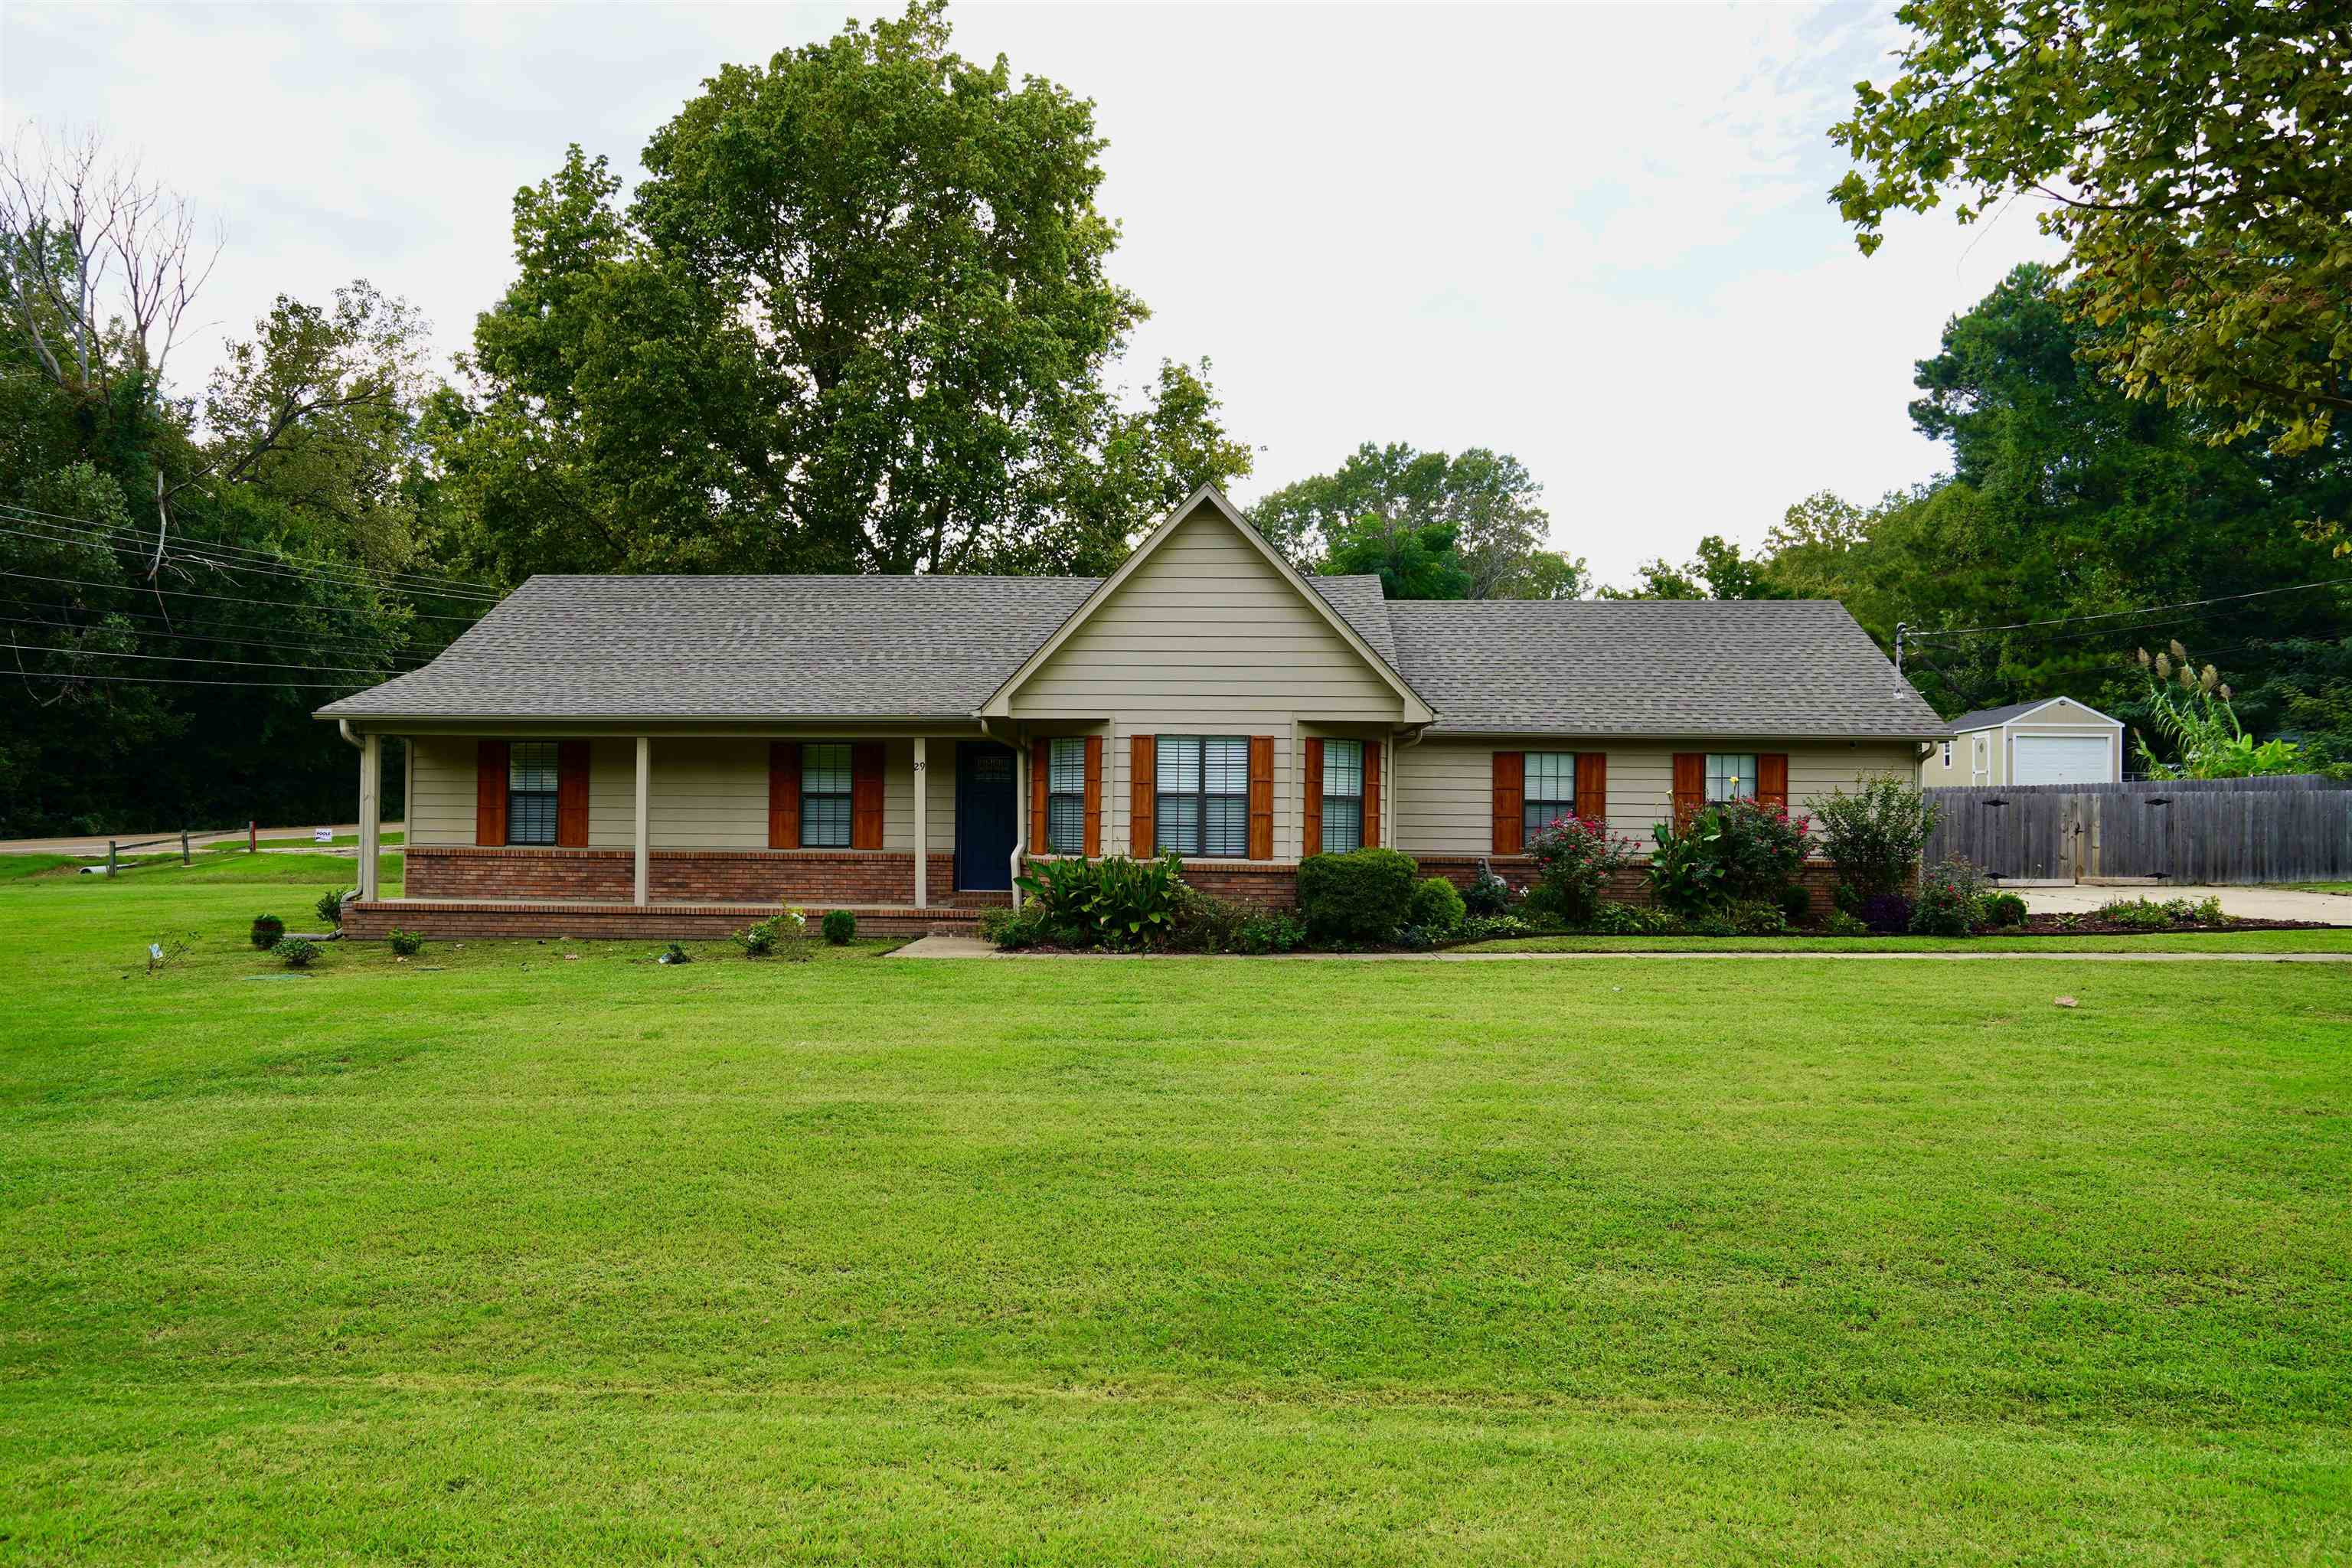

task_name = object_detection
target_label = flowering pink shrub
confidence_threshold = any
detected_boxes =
[1709,798,1811,905]
[1524,812,1641,923]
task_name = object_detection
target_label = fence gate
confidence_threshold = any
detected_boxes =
[1922,776,2352,885]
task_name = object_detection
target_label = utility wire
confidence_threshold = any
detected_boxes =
[5,668,368,690]
[4,641,416,676]
[0,524,505,605]
[0,501,498,596]
[0,567,484,622]
[0,607,436,661]
[1905,575,2352,642]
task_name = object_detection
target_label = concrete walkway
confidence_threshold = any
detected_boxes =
[887,935,1001,959]
[2018,882,2349,923]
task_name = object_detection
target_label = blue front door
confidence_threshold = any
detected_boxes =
[956,742,1018,890]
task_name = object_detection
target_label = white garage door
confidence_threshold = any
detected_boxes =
[2014,734,2112,786]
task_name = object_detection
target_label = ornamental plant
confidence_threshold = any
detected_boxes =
[1708,798,1811,906]
[1296,848,1419,944]
[1808,778,1938,902]
[1647,812,1728,917]
[250,914,286,950]
[1524,813,1639,924]
[1015,853,1187,949]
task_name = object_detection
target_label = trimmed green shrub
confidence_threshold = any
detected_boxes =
[1979,890,2029,929]
[1778,884,1813,925]
[1236,912,1306,955]
[1809,778,1938,901]
[272,936,320,969]
[315,887,351,929]
[1406,876,1467,936]
[821,909,857,945]
[978,903,1051,949]
[1728,900,1790,936]
[1823,910,1870,937]
[1296,847,1419,942]
[249,914,286,950]
[1165,887,1249,953]
[1524,813,1639,924]
[387,929,426,956]
[1459,913,1537,942]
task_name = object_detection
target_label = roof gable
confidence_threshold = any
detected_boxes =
[979,485,1433,723]
[1946,696,2123,732]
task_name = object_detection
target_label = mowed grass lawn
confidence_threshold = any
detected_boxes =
[2,856,2349,1563]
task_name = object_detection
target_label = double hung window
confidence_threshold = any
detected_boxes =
[1155,736,1250,856]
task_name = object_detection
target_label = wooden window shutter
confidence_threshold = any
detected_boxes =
[1247,735,1274,860]
[1671,753,1704,828]
[1573,752,1608,823]
[850,742,886,849]
[555,740,592,847]
[1756,753,1790,814]
[768,743,800,848]
[1083,734,1103,857]
[475,740,508,846]
[1362,740,1382,848]
[1031,740,1051,851]
[1129,734,1155,854]
[1491,751,1524,855]
[1301,738,1324,857]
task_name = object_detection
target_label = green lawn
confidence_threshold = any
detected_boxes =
[253,830,405,848]
[1459,928,2352,955]
[3,864,2349,1562]
[2281,880,2352,897]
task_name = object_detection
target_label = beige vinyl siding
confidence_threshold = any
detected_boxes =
[1919,733,1969,787]
[1395,738,1922,855]
[408,737,480,845]
[1009,505,1404,858]
[403,736,955,851]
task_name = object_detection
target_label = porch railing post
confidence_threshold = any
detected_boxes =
[633,736,651,907]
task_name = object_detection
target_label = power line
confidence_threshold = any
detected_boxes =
[0,607,435,661]
[0,511,500,599]
[4,640,413,676]
[0,515,504,604]
[1905,575,2352,642]
[4,668,368,691]
[0,611,437,668]
[0,500,499,596]
[0,567,484,623]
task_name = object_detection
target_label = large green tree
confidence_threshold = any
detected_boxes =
[436,2,1247,582]
[1248,442,1584,599]
[1831,0,2352,463]
[0,133,469,834]
[1756,265,2351,751]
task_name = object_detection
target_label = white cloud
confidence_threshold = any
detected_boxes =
[0,0,2058,583]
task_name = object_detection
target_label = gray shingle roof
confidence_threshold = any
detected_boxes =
[316,573,1398,721]
[318,575,1944,739]
[1942,698,2116,732]
[1385,598,1946,737]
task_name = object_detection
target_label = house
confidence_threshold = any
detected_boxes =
[1918,697,2125,789]
[317,487,1948,938]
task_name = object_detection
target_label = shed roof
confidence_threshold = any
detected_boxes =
[1945,697,2122,733]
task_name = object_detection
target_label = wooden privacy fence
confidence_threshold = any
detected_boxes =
[1922,776,2352,884]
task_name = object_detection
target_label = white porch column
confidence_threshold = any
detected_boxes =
[912,736,929,910]
[633,736,651,906]
[1010,737,1027,909]
[356,731,381,902]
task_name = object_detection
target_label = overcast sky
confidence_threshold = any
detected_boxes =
[2,1,2056,584]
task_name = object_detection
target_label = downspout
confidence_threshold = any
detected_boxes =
[338,718,363,750]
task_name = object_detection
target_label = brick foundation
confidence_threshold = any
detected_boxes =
[345,899,982,941]
[405,845,1001,907]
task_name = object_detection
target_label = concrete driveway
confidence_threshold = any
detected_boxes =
[2018,883,2350,923]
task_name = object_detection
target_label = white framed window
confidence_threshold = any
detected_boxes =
[1046,737,1087,854]
[1156,736,1250,857]
[1524,752,1577,835]
[800,743,852,848]
[508,742,560,845]
[1321,740,1364,853]
[1941,740,1954,768]
[1704,753,1758,804]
